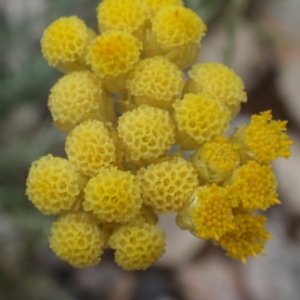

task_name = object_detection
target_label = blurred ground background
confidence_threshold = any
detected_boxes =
[1,0,300,299]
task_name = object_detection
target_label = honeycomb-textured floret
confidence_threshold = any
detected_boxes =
[177,185,235,240]
[226,161,280,211]
[66,120,117,177]
[118,105,175,162]
[173,93,231,149]
[41,16,94,72]
[127,56,184,110]
[83,167,142,223]
[137,157,199,213]
[232,110,293,164]
[219,213,272,263]
[152,6,206,48]
[49,212,104,268]
[185,63,247,117]
[192,135,240,183]
[109,223,166,270]
[26,154,87,215]
[48,71,115,132]
[141,0,183,15]
[97,0,148,35]
[86,31,142,79]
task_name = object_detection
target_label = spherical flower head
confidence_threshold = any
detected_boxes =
[97,0,148,36]
[137,157,199,213]
[118,105,175,163]
[86,31,142,92]
[66,120,117,177]
[127,56,184,110]
[185,63,247,117]
[232,110,293,164]
[226,161,280,211]
[177,185,235,240]
[141,0,184,16]
[109,223,166,270]
[41,16,95,72]
[192,135,240,183]
[146,6,206,68]
[173,93,231,149]
[48,71,115,132]
[152,6,206,49]
[219,213,272,263]
[83,167,142,223]
[49,211,104,268]
[26,154,87,215]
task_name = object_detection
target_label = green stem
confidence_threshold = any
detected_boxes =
[223,0,251,66]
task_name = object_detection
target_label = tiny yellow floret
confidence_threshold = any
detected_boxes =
[177,185,235,240]
[138,157,199,213]
[185,63,247,117]
[192,135,240,183]
[26,154,87,215]
[49,212,104,268]
[109,223,166,270]
[219,213,272,263]
[97,0,148,37]
[83,167,142,223]
[66,120,117,177]
[127,56,184,110]
[232,110,293,164]
[48,71,115,132]
[226,161,280,211]
[41,16,95,72]
[173,93,231,149]
[118,105,175,162]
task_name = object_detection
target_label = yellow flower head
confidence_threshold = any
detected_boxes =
[138,157,199,213]
[118,105,175,162]
[173,93,231,149]
[127,56,184,110]
[109,223,166,270]
[41,16,95,72]
[141,0,184,16]
[26,154,87,215]
[97,0,148,36]
[219,213,272,263]
[192,135,240,183]
[49,211,104,268]
[86,31,142,79]
[177,184,235,240]
[83,167,142,223]
[66,120,117,177]
[232,110,293,164]
[226,161,280,211]
[48,71,115,132]
[145,6,206,68]
[152,6,206,49]
[185,63,247,117]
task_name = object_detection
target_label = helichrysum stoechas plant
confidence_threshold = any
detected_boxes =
[26,0,294,270]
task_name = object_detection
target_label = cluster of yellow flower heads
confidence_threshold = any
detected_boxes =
[26,0,293,269]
